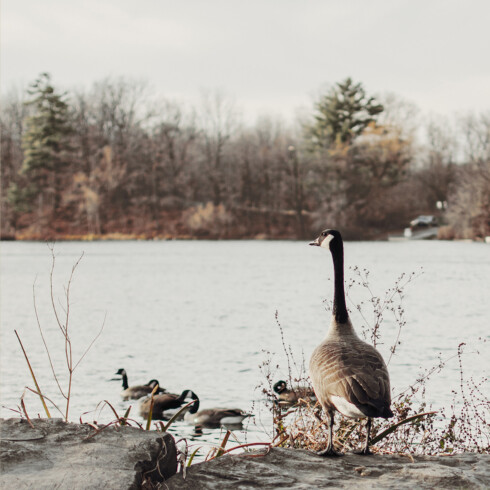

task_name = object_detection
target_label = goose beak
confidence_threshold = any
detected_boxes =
[309,238,320,246]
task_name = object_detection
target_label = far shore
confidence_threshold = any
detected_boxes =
[1,232,487,243]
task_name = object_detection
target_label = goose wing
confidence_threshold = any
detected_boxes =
[153,393,181,409]
[139,392,182,419]
[140,393,179,411]
[278,386,315,404]
[189,408,249,425]
[310,340,392,418]
[217,408,247,418]
[121,385,151,400]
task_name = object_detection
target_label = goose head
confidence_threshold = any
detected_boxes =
[309,229,342,252]
[273,380,288,394]
[146,379,160,389]
[180,390,200,414]
[113,368,129,390]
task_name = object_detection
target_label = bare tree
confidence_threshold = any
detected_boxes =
[150,101,198,214]
[445,112,490,239]
[68,78,154,234]
[198,90,240,206]
[459,112,490,165]
[415,117,457,211]
[0,89,28,234]
[377,92,420,141]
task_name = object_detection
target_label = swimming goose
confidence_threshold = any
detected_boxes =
[139,390,200,420]
[185,408,253,427]
[273,380,316,405]
[309,229,393,456]
[115,368,166,401]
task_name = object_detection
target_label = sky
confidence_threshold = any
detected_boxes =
[2,0,490,123]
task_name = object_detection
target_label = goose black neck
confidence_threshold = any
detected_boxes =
[190,395,200,413]
[121,373,128,390]
[331,239,348,324]
[179,389,197,401]
[180,390,200,413]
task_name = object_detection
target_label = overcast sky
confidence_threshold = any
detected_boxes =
[2,0,490,123]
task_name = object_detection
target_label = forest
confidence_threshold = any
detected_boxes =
[1,73,489,240]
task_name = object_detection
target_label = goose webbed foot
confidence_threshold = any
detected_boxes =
[354,418,373,455]
[316,446,343,457]
[353,447,372,455]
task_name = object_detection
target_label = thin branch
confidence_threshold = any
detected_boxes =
[32,277,66,397]
[15,330,51,418]
[20,390,35,428]
[25,387,65,418]
[61,251,83,421]
[47,243,65,335]
[73,313,106,371]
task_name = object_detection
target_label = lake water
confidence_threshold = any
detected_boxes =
[1,239,489,455]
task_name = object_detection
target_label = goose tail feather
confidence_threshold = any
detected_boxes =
[381,406,394,419]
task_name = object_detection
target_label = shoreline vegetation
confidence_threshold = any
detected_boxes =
[2,74,489,243]
[1,229,487,242]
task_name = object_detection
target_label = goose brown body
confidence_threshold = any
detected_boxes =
[309,229,392,456]
[273,380,316,405]
[121,383,161,401]
[185,408,252,427]
[309,319,392,419]
[139,390,199,420]
[115,368,166,401]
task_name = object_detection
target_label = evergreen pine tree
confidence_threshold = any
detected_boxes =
[309,77,384,148]
[15,73,72,220]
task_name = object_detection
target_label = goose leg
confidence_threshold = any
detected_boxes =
[317,410,342,457]
[355,417,372,455]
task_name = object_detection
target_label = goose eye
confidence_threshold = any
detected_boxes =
[321,232,327,236]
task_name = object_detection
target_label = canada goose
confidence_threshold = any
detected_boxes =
[139,390,200,420]
[273,380,316,405]
[185,408,253,427]
[114,368,166,401]
[309,229,393,456]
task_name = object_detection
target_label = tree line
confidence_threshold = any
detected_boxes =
[1,73,489,240]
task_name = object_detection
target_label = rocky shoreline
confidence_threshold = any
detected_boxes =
[168,446,489,489]
[0,418,176,489]
[1,418,488,489]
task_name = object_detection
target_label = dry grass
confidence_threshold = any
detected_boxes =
[14,244,104,421]
[259,268,489,455]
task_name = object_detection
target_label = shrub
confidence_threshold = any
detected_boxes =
[260,268,489,454]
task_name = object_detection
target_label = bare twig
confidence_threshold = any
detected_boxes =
[19,245,104,422]
[19,390,35,428]
[14,330,51,418]
[73,312,106,371]
[24,387,64,418]
[32,277,65,396]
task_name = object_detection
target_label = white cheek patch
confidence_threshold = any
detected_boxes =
[320,234,334,249]
[331,395,367,419]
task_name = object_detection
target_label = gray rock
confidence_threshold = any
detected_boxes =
[166,446,490,489]
[0,418,177,489]
[2,418,488,489]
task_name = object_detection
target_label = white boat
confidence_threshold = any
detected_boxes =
[388,227,439,242]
